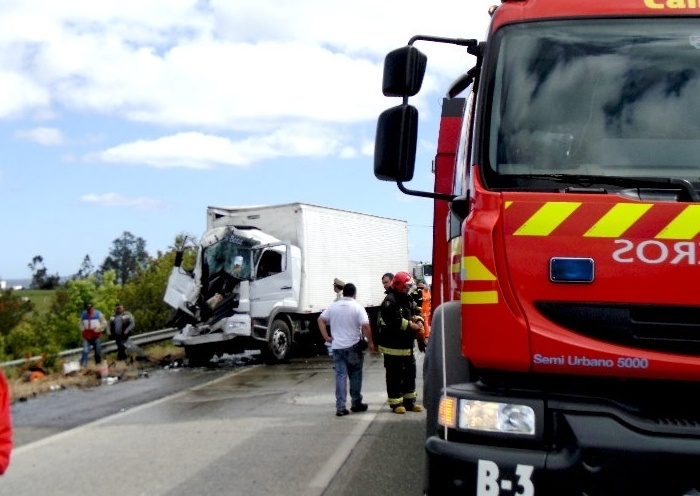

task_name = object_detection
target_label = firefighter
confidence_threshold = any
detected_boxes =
[415,281,431,340]
[377,271,425,414]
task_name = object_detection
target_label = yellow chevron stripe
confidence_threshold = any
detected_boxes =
[462,291,498,304]
[514,202,581,236]
[450,237,462,256]
[656,205,700,240]
[584,203,653,238]
[463,256,496,281]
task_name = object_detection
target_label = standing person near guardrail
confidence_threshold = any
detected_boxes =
[79,302,107,367]
[108,302,135,361]
[0,368,12,475]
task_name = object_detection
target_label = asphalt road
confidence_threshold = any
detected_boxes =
[5,352,427,495]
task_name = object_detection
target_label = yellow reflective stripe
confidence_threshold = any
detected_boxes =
[463,256,496,281]
[584,203,653,238]
[514,202,581,236]
[378,346,413,356]
[504,201,513,209]
[388,397,403,406]
[656,205,700,240]
[403,392,417,400]
[462,291,498,304]
[400,319,410,331]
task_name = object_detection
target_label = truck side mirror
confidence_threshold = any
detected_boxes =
[374,104,418,182]
[382,46,427,97]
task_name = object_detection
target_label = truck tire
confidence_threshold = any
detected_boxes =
[184,344,216,367]
[423,301,470,439]
[264,319,292,364]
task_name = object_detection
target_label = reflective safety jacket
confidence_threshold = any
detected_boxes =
[377,289,418,356]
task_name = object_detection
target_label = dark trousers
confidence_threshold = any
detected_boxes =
[383,353,417,408]
[113,335,129,360]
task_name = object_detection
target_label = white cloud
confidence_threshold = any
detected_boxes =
[15,127,65,145]
[0,0,493,127]
[79,192,165,210]
[0,71,49,118]
[0,0,496,168]
[95,125,351,168]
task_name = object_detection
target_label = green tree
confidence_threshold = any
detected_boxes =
[28,255,61,289]
[118,239,197,334]
[63,273,118,346]
[100,231,149,285]
[72,254,95,280]
[0,290,34,336]
[1,234,197,362]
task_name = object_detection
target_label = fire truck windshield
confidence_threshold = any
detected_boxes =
[487,19,700,193]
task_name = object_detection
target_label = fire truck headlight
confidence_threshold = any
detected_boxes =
[458,400,536,436]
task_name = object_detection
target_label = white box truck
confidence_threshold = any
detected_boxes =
[164,203,409,365]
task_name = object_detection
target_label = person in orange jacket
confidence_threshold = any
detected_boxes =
[417,281,431,340]
[0,369,12,475]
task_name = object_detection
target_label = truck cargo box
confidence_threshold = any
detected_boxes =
[206,203,409,311]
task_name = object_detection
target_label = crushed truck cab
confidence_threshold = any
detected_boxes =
[164,203,409,365]
[374,0,700,494]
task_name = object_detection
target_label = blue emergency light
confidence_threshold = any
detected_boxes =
[549,257,594,283]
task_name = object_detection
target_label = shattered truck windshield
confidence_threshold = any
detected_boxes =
[486,19,700,195]
[202,233,255,281]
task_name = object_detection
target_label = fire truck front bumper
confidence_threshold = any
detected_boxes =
[425,411,700,496]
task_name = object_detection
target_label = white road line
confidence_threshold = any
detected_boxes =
[308,407,380,490]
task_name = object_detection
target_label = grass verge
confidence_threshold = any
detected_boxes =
[7,343,185,403]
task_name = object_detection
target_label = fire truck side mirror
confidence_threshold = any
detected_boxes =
[374,104,418,182]
[382,46,427,97]
[450,194,470,221]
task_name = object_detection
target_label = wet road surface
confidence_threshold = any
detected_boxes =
[5,352,426,495]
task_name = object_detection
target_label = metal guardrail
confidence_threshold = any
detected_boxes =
[0,327,178,369]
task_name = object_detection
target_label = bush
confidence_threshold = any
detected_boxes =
[0,290,33,337]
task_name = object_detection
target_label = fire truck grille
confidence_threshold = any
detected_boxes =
[534,302,700,356]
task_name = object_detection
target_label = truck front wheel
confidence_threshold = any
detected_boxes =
[265,319,292,363]
[184,344,216,367]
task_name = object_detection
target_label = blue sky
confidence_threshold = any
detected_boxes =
[0,0,496,280]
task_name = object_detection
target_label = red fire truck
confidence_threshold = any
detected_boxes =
[374,1,700,494]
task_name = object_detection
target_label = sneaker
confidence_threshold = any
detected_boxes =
[336,409,350,417]
[351,403,368,413]
[392,406,407,414]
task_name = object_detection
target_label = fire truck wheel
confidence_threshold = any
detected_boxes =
[423,301,470,439]
[265,319,292,364]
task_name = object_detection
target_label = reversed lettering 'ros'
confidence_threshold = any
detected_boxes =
[612,239,699,264]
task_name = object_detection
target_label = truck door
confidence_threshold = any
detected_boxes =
[249,243,298,320]
[163,249,201,316]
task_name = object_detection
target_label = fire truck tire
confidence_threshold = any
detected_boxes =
[264,319,292,364]
[423,301,470,439]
